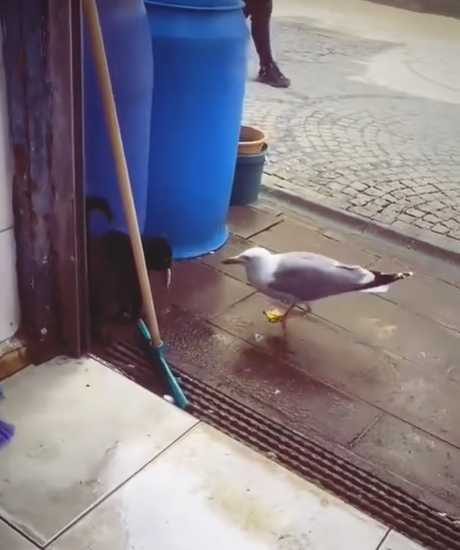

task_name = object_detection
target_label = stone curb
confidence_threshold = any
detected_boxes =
[261,180,460,266]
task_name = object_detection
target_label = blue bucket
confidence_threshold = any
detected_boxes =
[231,146,267,206]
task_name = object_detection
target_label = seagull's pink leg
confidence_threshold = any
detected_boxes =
[281,303,296,323]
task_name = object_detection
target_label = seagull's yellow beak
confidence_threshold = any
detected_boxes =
[222,255,243,265]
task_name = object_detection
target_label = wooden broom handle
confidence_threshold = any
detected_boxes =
[83,0,162,348]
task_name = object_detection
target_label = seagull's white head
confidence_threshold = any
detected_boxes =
[222,247,272,266]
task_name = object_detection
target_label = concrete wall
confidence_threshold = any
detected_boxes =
[0,29,20,343]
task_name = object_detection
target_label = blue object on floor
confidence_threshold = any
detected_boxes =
[84,0,153,235]
[144,0,248,259]
[0,420,15,449]
[0,386,15,450]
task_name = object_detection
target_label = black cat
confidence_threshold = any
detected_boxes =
[86,196,172,333]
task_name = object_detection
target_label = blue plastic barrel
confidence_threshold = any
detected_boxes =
[144,0,248,259]
[84,0,153,235]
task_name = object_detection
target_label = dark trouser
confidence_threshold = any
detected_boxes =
[243,0,274,67]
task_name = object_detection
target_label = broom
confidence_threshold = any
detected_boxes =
[83,0,188,409]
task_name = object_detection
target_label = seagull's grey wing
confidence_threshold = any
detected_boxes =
[267,252,372,302]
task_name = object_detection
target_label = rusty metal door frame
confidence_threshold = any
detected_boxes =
[1,0,89,363]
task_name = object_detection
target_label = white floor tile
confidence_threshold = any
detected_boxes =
[381,530,427,550]
[0,357,197,546]
[0,521,38,550]
[50,423,386,550]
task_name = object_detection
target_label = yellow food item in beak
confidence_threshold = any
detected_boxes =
[263,308,285,323]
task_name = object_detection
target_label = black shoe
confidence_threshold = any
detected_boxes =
[257,62,290,88]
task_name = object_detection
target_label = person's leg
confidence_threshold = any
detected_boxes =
[244,0,290,88]
[246,0,273,67]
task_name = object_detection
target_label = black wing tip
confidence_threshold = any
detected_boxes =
[366,270,414,289]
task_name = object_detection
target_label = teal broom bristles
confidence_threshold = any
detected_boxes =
[137,319,189,410]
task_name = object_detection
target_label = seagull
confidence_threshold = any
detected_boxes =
[222,247,413,323]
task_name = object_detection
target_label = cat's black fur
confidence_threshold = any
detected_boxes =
[86,196,172,335]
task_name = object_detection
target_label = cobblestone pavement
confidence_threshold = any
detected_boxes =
[244,5,460,249]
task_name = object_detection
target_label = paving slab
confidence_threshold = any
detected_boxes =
[312,292,460,444]
[382,530,427,550]
[214,293,407,402]
[0,357,196,546]
[313,290,460,371]
[200,234,254,283]
[49,423,387,550]
[252,219,379,266]
[227,206,283,239]
[369,257,460,331]
[156,306,381,447]
[0,521,38,550]
[263,197,460,288]
[214,291,460,450]
[352,415,460,515]
[150,260,253,320]
[344,229,460,288]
